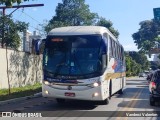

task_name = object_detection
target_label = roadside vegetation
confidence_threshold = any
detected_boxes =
[0,83,41,101]
[125,51,150,77]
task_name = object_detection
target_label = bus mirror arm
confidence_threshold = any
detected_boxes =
[102,54,107,69]
[33,39,46,55]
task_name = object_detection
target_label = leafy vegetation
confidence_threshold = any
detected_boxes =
[0,15,28,49]
[131,19,160,75]
[45,0,119,38]
[0,0,31,6]
[128,51,150,70]
[125,51,150,76]
[96,17,119,38]
[125,54,141,76]
[0,83,41,101]
[132,20,160,53]
[45,0,98,33]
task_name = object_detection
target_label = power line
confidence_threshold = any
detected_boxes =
[12,17,43,34]
[12,9,46,35]
[21,10,41,24]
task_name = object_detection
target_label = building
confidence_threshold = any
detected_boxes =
[23,30,32,52]
[18,32,23,51]
[22,30,41,53]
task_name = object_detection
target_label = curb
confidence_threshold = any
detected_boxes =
[0,92,42,106]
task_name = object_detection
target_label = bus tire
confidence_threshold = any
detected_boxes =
[56,98,66,104]
[109,80,112,99]
[149,96,155,106]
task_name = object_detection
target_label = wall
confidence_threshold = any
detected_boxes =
[0,48,43,89]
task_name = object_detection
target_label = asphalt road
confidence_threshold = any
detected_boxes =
[0,77,160,120]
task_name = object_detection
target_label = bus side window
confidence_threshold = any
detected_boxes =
[109,37,112,57]
[117,45,119,59]
[103,33,108,54]
[103,33,108,55]
[115,42,118,58]
[118,45,120,60]
[112,40,116,58]
[121,47,124,61]
[119,46,122,60]
[102,34,108,68]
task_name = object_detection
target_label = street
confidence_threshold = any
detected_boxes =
[0,77,160,120]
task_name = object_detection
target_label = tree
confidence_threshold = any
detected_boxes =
[45,0,98,33]
[125,53,142,76]
[0,15,28,49]
[96,17,119,38]
[0,0,31,6]
[128,51,150,71]
[132,20,160,53]
[0,15,28,94]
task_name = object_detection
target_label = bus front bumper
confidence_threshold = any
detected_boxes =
[42,84,105,101]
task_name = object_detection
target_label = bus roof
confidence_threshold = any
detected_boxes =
[48,26,117,40]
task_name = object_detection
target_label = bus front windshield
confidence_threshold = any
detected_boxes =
[43,35,104,79]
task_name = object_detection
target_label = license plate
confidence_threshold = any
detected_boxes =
[65,92,75,97]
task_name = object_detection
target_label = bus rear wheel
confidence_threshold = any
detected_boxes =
[56,98,66,104]
[109,81,112,99]
[149,96,155,106]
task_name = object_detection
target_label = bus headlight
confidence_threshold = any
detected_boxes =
[88,81,101,88]
[93,81,101,87]
[92,92,99,97]
[93,82,99,87]
[45,90,49,94]
[44,81,50,85]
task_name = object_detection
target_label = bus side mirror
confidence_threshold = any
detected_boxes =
[33,39,46,55]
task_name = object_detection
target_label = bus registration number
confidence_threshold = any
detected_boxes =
[65,92,75,97]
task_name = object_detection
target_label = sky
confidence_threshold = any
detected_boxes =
[1,0,160,52]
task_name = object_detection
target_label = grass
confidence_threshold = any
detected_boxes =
[0,83,42,101]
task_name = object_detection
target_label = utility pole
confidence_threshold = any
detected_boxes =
[0,4,44,95]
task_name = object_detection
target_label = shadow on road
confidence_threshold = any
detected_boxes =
[116,88,144,99]
[128,79,147,82]
[116,87,160,110]
[22,99,100,113]
[126,81,148,86]
[53,100,98,110]
[117,99,160,109]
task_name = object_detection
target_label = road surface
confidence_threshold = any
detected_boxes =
[0,77,160,120]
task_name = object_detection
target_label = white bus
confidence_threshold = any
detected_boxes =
[36,26,126,104]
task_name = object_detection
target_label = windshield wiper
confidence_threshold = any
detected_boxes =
[54,53,69,77]
[71,51,84,75]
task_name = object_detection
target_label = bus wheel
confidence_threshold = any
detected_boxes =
[149,96,155,106]
[109,81,112,99]
[56,98,66,104]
